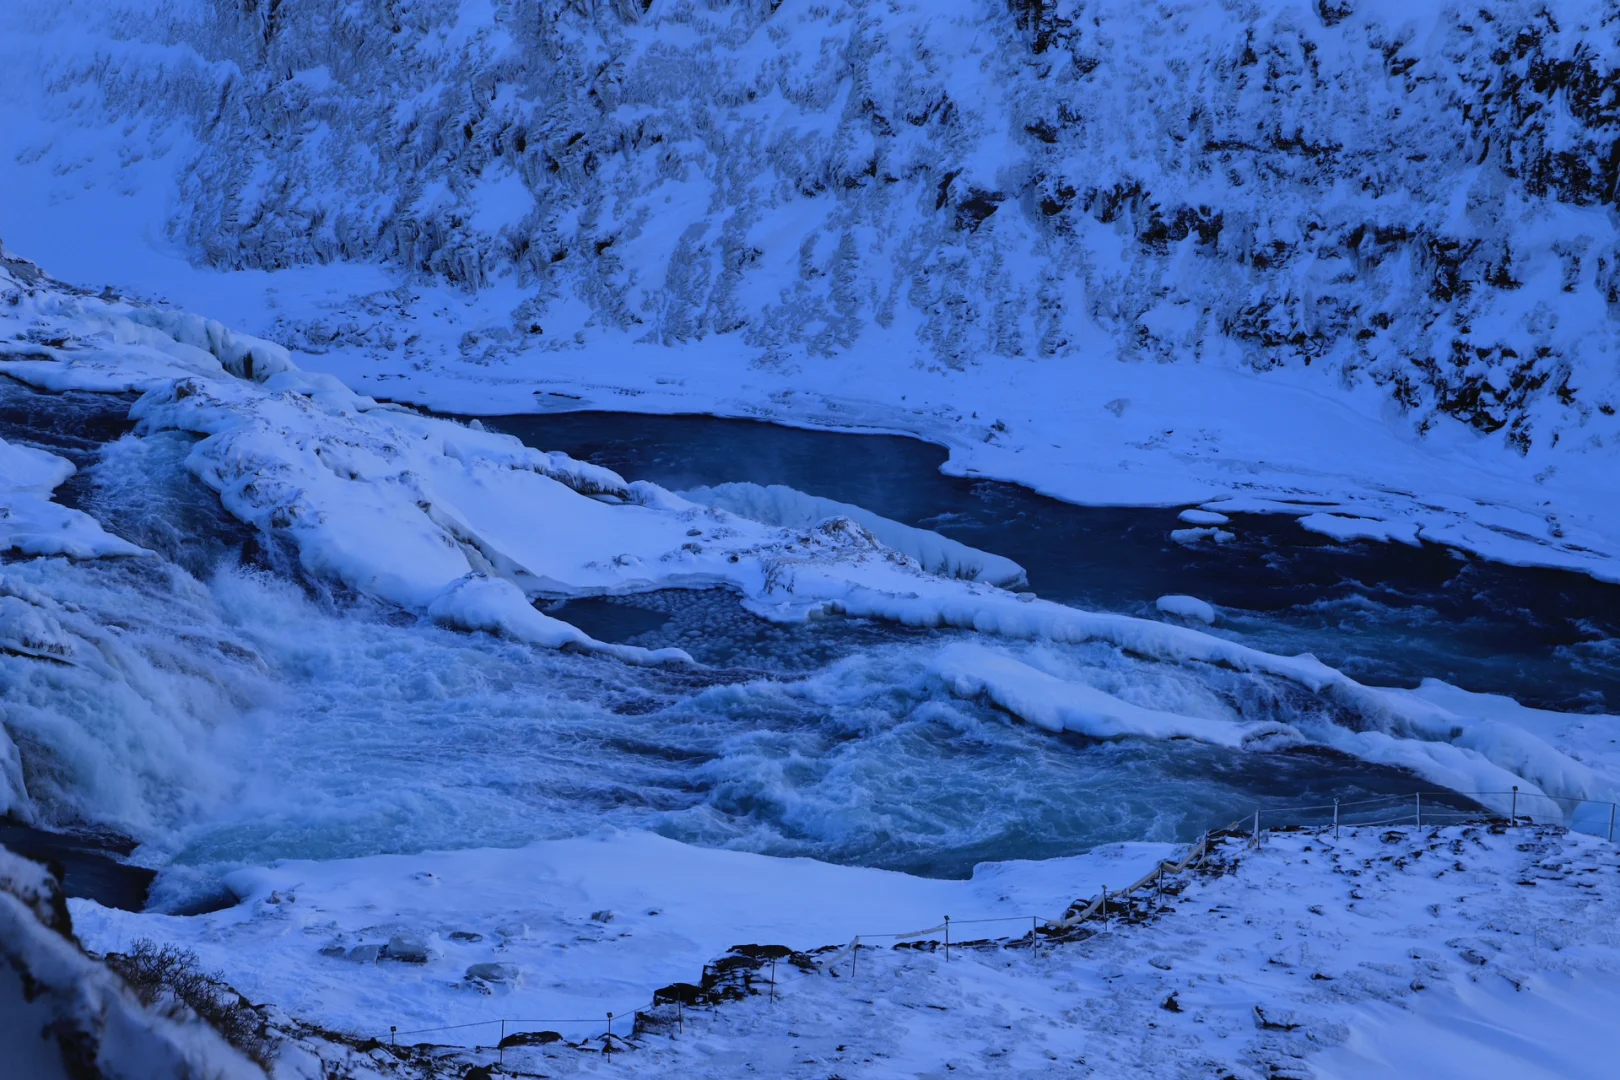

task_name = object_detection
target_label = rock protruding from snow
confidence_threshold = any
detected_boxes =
[0,845,265,1079]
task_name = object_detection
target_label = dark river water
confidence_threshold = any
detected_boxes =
[485,411,1620,713]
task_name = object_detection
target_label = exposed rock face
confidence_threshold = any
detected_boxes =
[6,0,1619,452]
[0,845,265,1079]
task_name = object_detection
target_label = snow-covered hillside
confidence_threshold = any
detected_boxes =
[2,0,1618,581]
[8,0,1617,433]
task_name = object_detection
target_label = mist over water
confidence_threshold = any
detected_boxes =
[4,382,1614,907]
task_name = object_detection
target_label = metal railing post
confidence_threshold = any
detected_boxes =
[943,917,950,962]
[1610,803,1616,844]
[1415,792,1421,828]
[499,1020,505,1064]
[1253,809,1261,848]
[606,1011,614,1051]
[1511,785,1518,825]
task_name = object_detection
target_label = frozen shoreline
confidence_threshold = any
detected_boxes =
[59,821,1620,1078]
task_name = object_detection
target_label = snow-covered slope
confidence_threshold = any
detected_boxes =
[66,822,1620,1079]
[1,0,1617,581]
[0,845,264,1079]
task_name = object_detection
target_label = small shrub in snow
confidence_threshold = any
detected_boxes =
[107,939,272,1065]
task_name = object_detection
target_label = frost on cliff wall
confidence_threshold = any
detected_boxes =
[10,0,1620,453]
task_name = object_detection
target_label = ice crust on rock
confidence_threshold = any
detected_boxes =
[1298,512,1423,547]
[1154,594,1216,624]
[681,481,1026,587]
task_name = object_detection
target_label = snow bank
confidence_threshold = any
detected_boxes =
[0,437,147,559]
[0,845,264,1079]
[65,825,1620,1079]
[67,829,1174,1046]
[682,482,1027,587]
[1299,512,1423,547]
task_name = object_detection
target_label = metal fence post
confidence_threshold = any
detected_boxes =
[499,1020,505,1065]
[852,936,859,977]
[944,916,951,962]
[1610,803,1616,844]
[1253,809,1261,848]
[1333,798,1339,840]
[1102,887,1109,928]
[1511,785,1518,825]
[1415,792,1421,828]
[1032,915,1039,957]
[771,958,777,1004]
[678,1000,683,1034]
[390,1026,396,1047]
[606,1011,614,1051]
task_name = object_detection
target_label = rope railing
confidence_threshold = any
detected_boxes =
[375,783,1619,1056]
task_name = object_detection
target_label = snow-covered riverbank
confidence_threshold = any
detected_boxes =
[56,821,1620,1079]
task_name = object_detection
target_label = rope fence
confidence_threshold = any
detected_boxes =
[374,784,1619,1059]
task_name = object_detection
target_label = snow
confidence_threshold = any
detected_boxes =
[1299,512,1423,547]
[65,823,1620,1079]
[1155,594,1216,625]
[2,1,1619,1071]
[0,436,149,559]
[0,845,264,1079]
[680,481,1027,587]
[68,829,1176,1046]
[930,642,1283,747]
[1170,526,1235,545]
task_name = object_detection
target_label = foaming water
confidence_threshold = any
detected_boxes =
[167,577,1438,879]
